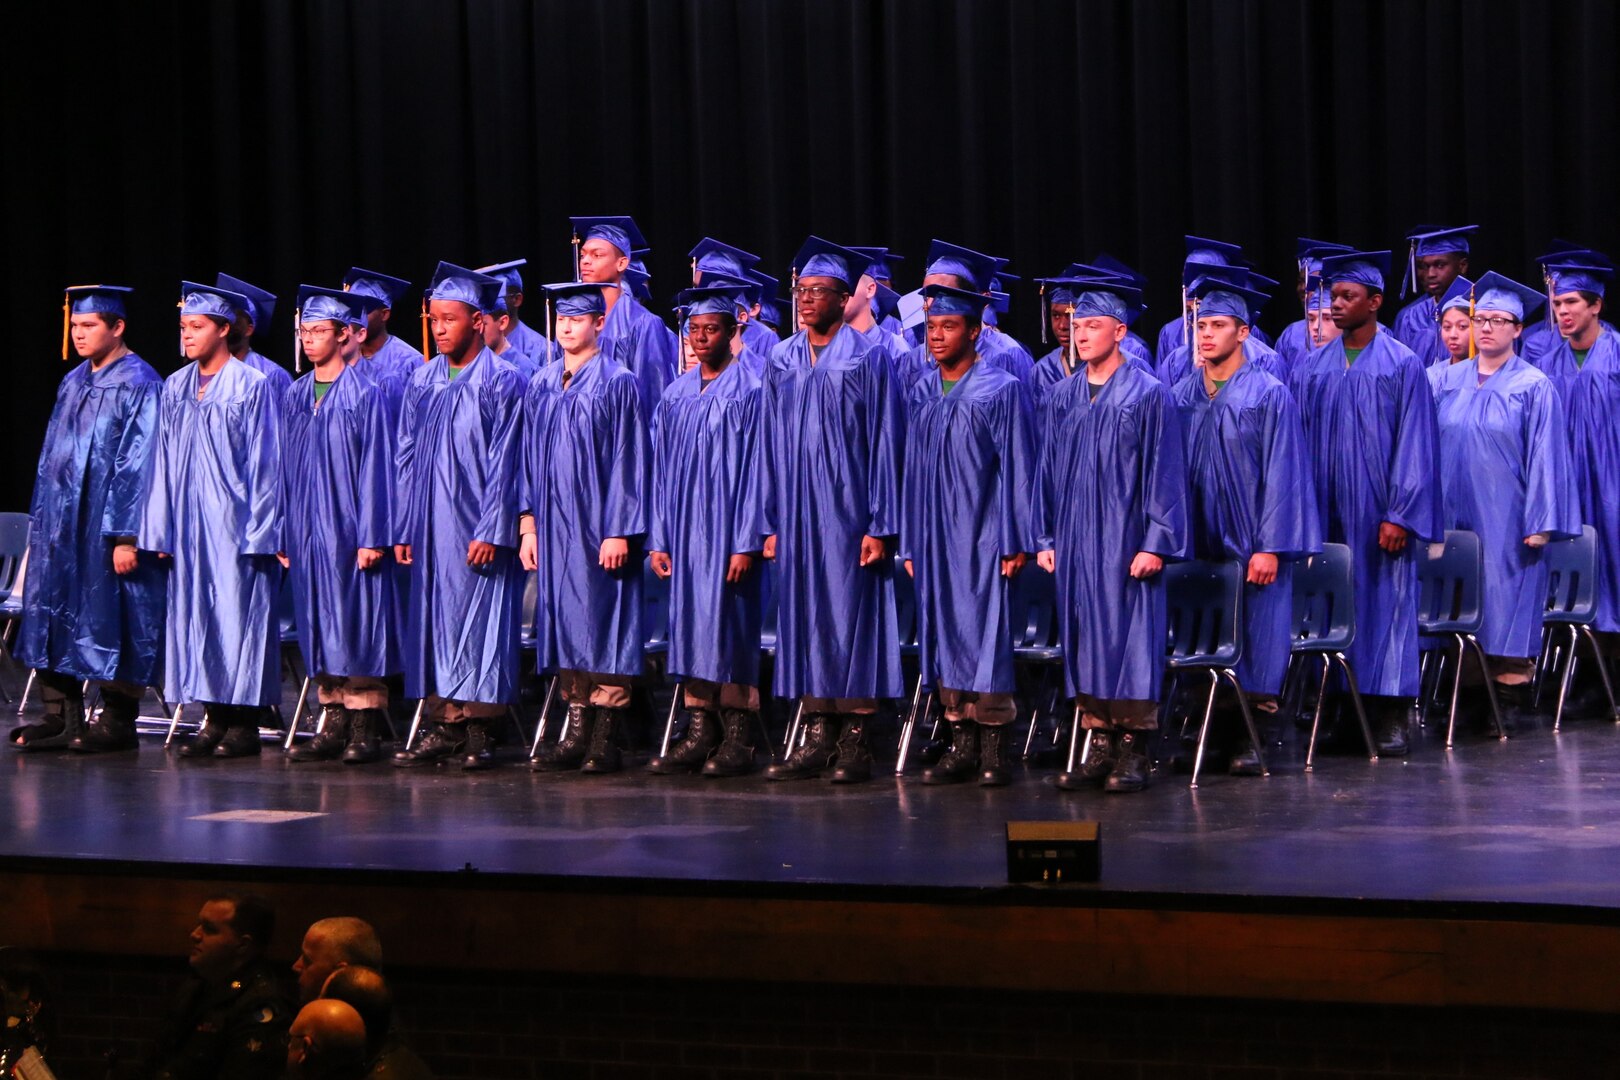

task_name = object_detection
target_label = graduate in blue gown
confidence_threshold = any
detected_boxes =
[1391,226,1477,368]
[1030,275,1154,445]
[851,247,907,338]
[480,278,540,381]
[1035,280,1189,794]
[844,261,910,366]
[740,270,785,356]
[570,216,677,418]
[1433,272,1579,713]
[898,241,1030,390]
[979,267,1036,369]
[476,259,556,365]
[1427,276,1476,395]
[13,285,165,753]
[1525,253,1615,404]
[1157,266,1288,387]
[1170,276,1324,766]
[142,282,283,758]
[522,282,650,775]
[760,237,905,784]
[1291,251,1441,742]
[280,287,398,765]
[1560,262,1620,652]
[900,284,1036,787]
[390,263,526,771]
[1275,239,1353,378]
[341,267,422,430]
[644,284,764,778]
[1154,237,1271,365]
[216,272,294,399]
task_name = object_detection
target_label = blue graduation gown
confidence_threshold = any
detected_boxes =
[1157,338,1287,389]
[16,353,166,686]
[897,331,1032,394]
[506,318,556,365]
[1275,319,1314,379]
[1035,365,1189,701]
[394,349,525,703]
[1171,363,1321,694]
[523,353,649,678]
[1393,296,1449,367]
[740,318,779,359]
[1564,331,1620,631]
[141,360,282,706]
[1291,330,1441,696]
[1435,357,1580,658]
[282,365,398,680]
[761,324,904,700]
[495,343,540,382]
[648,361,762,687]
[900,362,1036,695]
[1156,315,1270,365]
[1031,348,1156,448]
[601,291,678,421]
[241,348,294,399]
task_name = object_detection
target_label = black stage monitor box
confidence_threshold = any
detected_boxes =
[1006,821,1100,884]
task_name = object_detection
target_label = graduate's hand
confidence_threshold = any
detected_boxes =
[155,552,170,560]
[1128,551,1163,579]
[519,534,538,572]
[1377,522,1409,554]
[763,534,777,560]
[599,537,629,571]
[394,544,412,566]
[112,544,139,575]
[276,552,290,570]
[467,540,496,567]
[1001,552,1028,578]
[650,550,672,578]
[1524,532,1550,549]
[904,559,914,578]
[1247,552,1279,586]
[859,535,886,567]
[357,548,382,571]
[726,553,754,584]
[1037,549,1056,573]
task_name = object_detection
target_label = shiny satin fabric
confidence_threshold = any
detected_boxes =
[1157,337,1288,390]
[282,364,398,680]
[899,361,1036,696]
[1291,330,1442,697]
[1564,332,1620,631]
[759,324,905,701]
[394,349,525,704]
[1435,356,1580,658]
[896,329,1032,395]
[358,333,426,433]
[1157,314,1271,368]
[739,318,780,361]
[1171,362,1322,695]
[17,353,167,685]
[599,291,678,421]
[1529,322,1620,404]
[142,359,283,706]
[1029,350,1157,455]
[506,318,558,367]
[240,348,294,398]
[1035,364,1189,702]
[522,353,649,678]
[647,361,763,687]
[1392,295,1449,368]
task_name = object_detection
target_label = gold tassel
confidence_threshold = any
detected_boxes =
[420,296,430,360]
[61,290,71,361]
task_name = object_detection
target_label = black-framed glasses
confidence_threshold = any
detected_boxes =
[791,285,845,301]
[1470,315,1519,329]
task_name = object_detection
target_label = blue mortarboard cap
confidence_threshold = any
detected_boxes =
[475,259,527,293]
[1549,262,1612,298]
[757,296,785,327]
[1436,276,1474,316]
[1051,276,1144,324]
[850,247,903,281]
[342,267,413,308]
[1406,225,1477,257]
[1471,271,1545,320]
[989,266,1019,293]
[426,262,503,313]
[923,240,998,293]
[1322,250,1392,293]
[66,285,133,319]
[1184,236,1244,268]
[678,283,749,319]
[1038,277,1079,307]
[1180,262,1279,295]
[215,273,275,328]
[180,281,251,322]
[625,259,653,303]
[1090,253,1146,288]
[1533,240,1613,269]
[1305,287,1334,313]
[702,272,762,307]
[745,269,779,306]
[1297,237,1354,262]
[297,284,379,327]
[873,282,902,322]
[689,238,759,280]
[1188,273,1269,325]
[793,236,869,290]
[540,281,608,317]
[921,283,986,318]
[571,216,648,257]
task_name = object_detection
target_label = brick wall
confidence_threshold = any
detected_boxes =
[35,952,1620,1079]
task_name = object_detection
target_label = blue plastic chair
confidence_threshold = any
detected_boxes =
[1416,529,1505,748]
[1286,543,1378,770]
[1536,525,1618,732]
[1159,559,1267,788]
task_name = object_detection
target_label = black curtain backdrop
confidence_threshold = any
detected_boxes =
[5,0,1617,510]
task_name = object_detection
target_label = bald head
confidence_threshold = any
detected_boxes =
[294,917,383,1003]
[287,999,368,1077]
[321,965,392,1056]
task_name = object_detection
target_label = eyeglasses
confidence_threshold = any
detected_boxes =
[1470,315,1519,329]
[791,285,845,301]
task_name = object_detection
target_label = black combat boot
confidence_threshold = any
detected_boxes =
[391,722,467,767]
[213,712,263,758]
[71,687,140,753]
[828,715,873,784]
[14,674,84,752]
[1056,729,1115,790]
[702,709,759,777]
[179,710,232,758]
[460,721,497,771]
[1374,699,1409,757]
[978,723,1010,786]
[763,713,838,780]
[287,705,349,762]
[921,721,978,784]
[647,709,720,774]
[342,708,384,764]
[581,707,625,774]
[531,703,594,771]
[1103,732,1151,793]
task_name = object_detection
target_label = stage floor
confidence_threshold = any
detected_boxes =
[6,692,1620,917]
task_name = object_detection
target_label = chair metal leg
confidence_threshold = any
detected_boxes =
[16,668,34,714]
[1063,701,1083,774]
[530,675,558,756]
[1333,654,1378,762]
[1462,634,1507,740]
[658,681,683,758]
[1304,656,1332,772]
[404,699,426,751]
[895,677,925,775]
[1220,668,1269,777]
[1022,667,1048,759]
[1189,671,1220,789]
[1077,729,1094,767]
[782,700,805,757]
[1533,624,1555,709]
[1553,625,1579,734]
[1443,636,1466,749]
[1579,626,1620,722]
[164,702,186,747]
[284,676,313,750]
